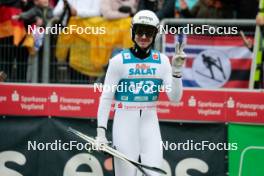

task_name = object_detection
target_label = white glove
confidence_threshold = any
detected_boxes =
[172,42,186,77]
[94,127,109,149]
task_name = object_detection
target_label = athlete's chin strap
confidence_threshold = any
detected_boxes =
[130,44,151,59]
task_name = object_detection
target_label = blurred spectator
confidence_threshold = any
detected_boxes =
[0,71,7,82]
[240,30,253,52]
[20,0,36,25]
[53,0,101,18]
[101,0,137,20]
[12,0,53,27]
[179,0,233,18]
[255,10,264,89]
[0,0,33,83]
[233,0,258,19]
[0,0,29,45]
[137,0,175,20]
[49,0,57,7]
[241,12,264,51]
[175,0,198,17]
[12,0,53,54]
[99,0,136,83]
[54,0,102,84]
[11,0,53,82]
[21,0,35,11]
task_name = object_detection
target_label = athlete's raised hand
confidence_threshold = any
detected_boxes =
[172,42,186,77]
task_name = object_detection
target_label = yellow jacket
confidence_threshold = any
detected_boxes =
[56,17,133,77]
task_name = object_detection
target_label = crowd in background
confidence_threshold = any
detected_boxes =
[0,0,261,85]
[6,0,257,24]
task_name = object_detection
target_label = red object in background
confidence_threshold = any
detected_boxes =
[0,83,263,124]
[0,5,26,45]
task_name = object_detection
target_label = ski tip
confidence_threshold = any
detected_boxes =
[152,167,167,175]
[159,169,167,175]
[68,127,74,133]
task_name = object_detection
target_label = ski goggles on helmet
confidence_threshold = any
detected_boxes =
[134,24,158,38]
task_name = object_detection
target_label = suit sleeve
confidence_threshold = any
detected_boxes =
[161,54,183,103]
[97,55,122,129]
[19,8,38,20]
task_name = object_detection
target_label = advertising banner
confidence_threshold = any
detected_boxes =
[0,84,264,123]
[0,116,228,176]
[228,123,264,176]
[0,117,111,176]
[161,123,227,176]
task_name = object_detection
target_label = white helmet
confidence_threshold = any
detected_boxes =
[131,10,160,48]
[132,10,160,29]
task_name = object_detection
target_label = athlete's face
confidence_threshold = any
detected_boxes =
[134,25,156,49]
